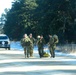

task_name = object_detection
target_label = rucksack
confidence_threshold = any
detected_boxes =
[53,35,59,44]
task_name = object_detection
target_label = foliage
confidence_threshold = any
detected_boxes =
[1,0,76,43]
[3,0,38,40]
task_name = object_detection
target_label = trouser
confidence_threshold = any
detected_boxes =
[24,46,30,58]
[30,49,33,57]
[38,47,44,58]
[49,46,55,58]
[29,45,33,57]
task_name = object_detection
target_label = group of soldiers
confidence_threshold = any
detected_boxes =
[20,33,59,58]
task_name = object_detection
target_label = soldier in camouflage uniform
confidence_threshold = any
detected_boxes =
[21,34,32,58]
[37,35,45,58]
[29,33,35,57]
[48,34,59,58]
[48,35,54,58]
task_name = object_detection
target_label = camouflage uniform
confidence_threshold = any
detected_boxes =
[37,35,45,58]
[48,35,54,58]
[29,34,35,57]
[21,34,32,58]
[49,35,59,58]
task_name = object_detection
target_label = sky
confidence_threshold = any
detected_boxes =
[0,0,14,16]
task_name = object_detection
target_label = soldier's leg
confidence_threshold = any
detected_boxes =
[30,47,33,57]
[30,50,33,57]
[49,47,53,57]
[24,47,27,58]
[38,47,42,58]
[27,46,30,58]
[52,47,55,58]
[41,47,44,57]
[51,47,55,58]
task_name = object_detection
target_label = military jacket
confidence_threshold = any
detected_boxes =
[49,37,54,46]
[37,38,45,48]
[21,37,32,47]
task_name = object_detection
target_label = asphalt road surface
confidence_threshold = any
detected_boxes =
[0,49,76,75]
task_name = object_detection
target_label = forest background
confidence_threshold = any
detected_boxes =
[0,0,76,44]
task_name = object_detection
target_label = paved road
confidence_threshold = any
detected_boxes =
[0,49,76,75]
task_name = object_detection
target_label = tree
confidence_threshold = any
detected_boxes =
[3,0,76,43]
[3,0,38,40]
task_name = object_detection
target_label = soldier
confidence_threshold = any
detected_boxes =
[29,33,35,57]
[37,35,45,58]
[20,34,32,58]
[48,34,59,58]
[48,35,54,58]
